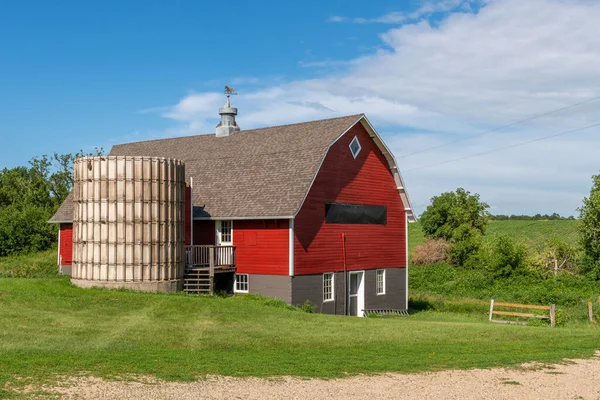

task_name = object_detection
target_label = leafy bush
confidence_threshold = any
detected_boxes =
[300,299,316,313]
[578,173,600,279]
[484,234,529,278]
[448,229,484,267]
[411,239,450,265]
[0,204,56,256]
[528,236,580,278]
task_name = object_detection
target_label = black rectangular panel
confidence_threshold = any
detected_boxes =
[325,203,387,225]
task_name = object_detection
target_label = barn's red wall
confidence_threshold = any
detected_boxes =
[234,219,289,275]
[59,223,73,266]
[185,185,192,246]
[193,220,216,245]
[294,122,406,275]
[192,219,289,275]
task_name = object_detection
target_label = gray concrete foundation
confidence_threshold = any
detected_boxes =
[58,265,73,276]
[71,278,183,293]
[248,274,292,303]
[291,268,407,315]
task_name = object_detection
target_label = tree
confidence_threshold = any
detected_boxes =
[419,188,490,266]
[420,188,490,240]
[29,148,103,207]
[0,148,104,256]
[578,173,600,279]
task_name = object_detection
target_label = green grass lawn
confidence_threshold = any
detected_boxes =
[0,278,599,398]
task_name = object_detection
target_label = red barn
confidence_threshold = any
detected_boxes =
[50,104,415,316]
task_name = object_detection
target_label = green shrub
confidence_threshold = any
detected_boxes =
[0,204,56,256]
[447,229,483,267]
[300,299,316,313]
[483,234,528,278]
[528,236,580,278]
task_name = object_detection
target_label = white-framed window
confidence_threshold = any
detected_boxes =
[235,274,249,293]
[218,220,233,245]
[323,272,334,302]
[349,136,361,159]
[376,269,386,295]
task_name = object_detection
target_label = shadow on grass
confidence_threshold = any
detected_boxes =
[408,297,437,314]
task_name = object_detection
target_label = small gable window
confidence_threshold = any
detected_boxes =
[349,136,361,159]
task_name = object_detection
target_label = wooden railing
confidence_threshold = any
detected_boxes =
[185,245,236,272]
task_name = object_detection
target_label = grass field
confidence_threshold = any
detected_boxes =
[0,221,594,398]
[0,249,57,278]
[0,278,598,398]
[408,219,580,253]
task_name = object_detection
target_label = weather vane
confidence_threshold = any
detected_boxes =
[224,85,238,98]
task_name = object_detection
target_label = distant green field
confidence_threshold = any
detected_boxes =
[408,219,580,252]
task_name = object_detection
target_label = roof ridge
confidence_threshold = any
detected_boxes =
[241,113,363,133]
[110,113,364,149]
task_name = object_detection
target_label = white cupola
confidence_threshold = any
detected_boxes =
[216,86,241,137]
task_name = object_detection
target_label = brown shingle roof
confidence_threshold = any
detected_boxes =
[49,114,364,221]
[48,192,74,223]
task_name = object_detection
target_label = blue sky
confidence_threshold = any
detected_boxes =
[2,0,599,216]
[0,0,406,160]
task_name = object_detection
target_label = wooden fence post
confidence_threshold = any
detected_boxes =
[550,304,556,327]
[489,299,494,321]
[589,302,594,322]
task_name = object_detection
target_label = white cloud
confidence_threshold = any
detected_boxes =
[148,0,600,216]
[327,15,347,23]
[329,0,482,24]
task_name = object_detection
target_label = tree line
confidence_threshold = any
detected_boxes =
[490,213,576,221]
[0,149,102,256]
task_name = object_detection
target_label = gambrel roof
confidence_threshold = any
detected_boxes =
[49,114,415,222]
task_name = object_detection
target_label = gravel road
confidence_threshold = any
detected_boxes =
[36,353,600,399]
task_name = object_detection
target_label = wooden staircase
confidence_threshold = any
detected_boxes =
[183,268,213,294]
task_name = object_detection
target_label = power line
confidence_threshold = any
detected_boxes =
[399,95,600,159]
[403,121,600,173]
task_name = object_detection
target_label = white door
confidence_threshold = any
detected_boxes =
[348,271,365,317]
[215,220,233,265]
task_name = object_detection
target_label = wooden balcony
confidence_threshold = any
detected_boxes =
[184,245,236,295]
[185,245,236,274]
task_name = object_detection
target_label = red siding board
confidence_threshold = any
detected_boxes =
[234,219,289,276]
[59,223,73,266]
[294,123,406,275]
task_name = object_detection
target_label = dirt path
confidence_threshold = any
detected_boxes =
[39,354,600,399]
